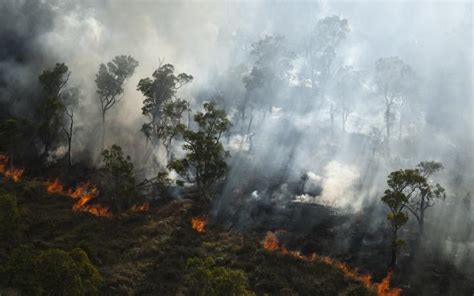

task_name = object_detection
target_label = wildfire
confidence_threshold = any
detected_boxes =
[47,179,64,194]
[191,216,208,233]
[0,153,24,182]
[68,183,111,217]
[130,202,150,212]
[262,231,400,296]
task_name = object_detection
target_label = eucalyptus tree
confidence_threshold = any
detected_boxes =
[302,16,349,104]
[95,55,138,148]
[374,57,415,144]
[168,102,231,200]
[137,62,193,161]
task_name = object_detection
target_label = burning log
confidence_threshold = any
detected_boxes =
[262,231,401,296]
[191,216,208,233]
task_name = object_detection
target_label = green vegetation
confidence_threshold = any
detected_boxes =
[1,245,101,295]
[168,102,231,200]
[0,193,20,240]
[0,178,373,295]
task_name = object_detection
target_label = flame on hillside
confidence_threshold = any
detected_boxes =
[68,183,112,217]
[130,202,150,212]
[47,179,64,194]
[191,216,208,233]
[0,153,24,182]
[262,231,401,296]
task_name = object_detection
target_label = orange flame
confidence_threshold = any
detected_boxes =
[376,272,401,296]
[263,231,279,251]
[262,231,400,296]
[130,202,150,212]
[0,153,7,174]
[191,216,208,233]
[68,183,111,217]
[47,179,64,194]
[0,153,24,182]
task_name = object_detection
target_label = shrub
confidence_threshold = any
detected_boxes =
[0,193,20,240]
[1,246,102,295]
[185,256,254,296]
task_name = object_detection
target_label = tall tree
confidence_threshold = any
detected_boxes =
[302,16,349,103]
[168,102,231,200]
[137,63,193,161]
[243,35,294,119]
[374,57,415,145]
[96,55,138,149]
[331,66,361,133]
[38,63,70,160]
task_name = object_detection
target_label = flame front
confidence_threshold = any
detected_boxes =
[191,216,208,233]
[47,179,64,194]
[0,153,24,182]
[262,231,400,296]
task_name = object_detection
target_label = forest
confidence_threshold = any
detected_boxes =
[0,1,472,295]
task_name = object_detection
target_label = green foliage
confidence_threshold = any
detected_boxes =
[1,246,102,295]
[0,117,31,156]
[138,63,192,155]
[39,63,69,98]
[185,257,254,296]
[96,55,138,117]
[37,62,72,159]
[304,16,350,92]
[243,35,294,114]
[100,145,135,209]
[168,102,231,199]
[0,193,20,240]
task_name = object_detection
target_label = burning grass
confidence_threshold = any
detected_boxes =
[0,153,24,182]
[47,178,64,194]
[68,182,112,217]
[130,202,150,213]
[45,178,112,217]
[191,216,208,233]
[262,231,401,296]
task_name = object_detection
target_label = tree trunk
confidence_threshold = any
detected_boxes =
[390,246,397,269]
[101,111,106,151]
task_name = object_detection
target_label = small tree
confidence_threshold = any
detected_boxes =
[100,145,136,210]
[96,55,138,148]
[168,102,231,200]
[404,161,446,234]
[381,170,415,268]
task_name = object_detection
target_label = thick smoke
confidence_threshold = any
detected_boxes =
[2,0,473,281]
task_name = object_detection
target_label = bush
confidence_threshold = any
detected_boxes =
[1,246,102,295]
[0,193,20,240]
[185,256,254,296]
